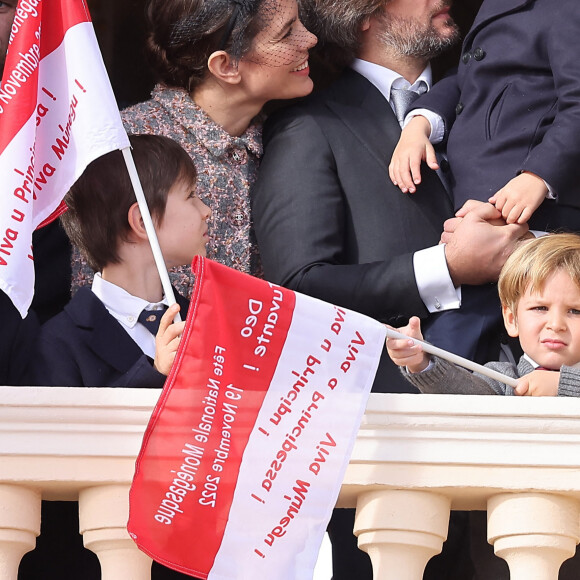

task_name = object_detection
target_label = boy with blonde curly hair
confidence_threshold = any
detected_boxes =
[387,233,580,397]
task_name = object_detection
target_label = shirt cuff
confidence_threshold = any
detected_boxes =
[404,109,444,144]
[544,180,556,200]
[413,244,461,313]
[407,357,435,374]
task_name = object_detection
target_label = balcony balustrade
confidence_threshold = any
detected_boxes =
[1,386,579,579]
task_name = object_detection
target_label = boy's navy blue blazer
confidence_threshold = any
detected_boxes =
[32,286,189,388]
[414,0,580,232]
[28,288,199,580]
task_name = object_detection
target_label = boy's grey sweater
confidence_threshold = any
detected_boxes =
[402,355,580,397]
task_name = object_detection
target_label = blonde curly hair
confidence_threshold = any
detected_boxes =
[498,233,580,315]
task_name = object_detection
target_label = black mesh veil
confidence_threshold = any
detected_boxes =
[168,0,314,68]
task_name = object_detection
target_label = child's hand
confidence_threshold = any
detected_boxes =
[488,172,548,224]
[514,369,559,397]
[154,304,186,376]
[385,316,429,374]
[389,116,438,194]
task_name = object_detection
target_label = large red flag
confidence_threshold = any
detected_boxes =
[128,258,386,579]
[0,0,129,316]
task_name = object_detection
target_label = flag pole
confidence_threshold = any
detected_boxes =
[121,147,181,322]
[384,327,518,388]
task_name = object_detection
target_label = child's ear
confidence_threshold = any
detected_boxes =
[127,202,148,240]
[502,304,519,338]
[207,51,242,85]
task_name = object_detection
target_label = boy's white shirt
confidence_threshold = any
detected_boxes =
[522,353,540,369]
[522,353,580,370]
[91,272,168,359]
[404,108,445,142]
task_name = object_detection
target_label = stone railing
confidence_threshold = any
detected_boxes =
[1,387,580,579]
[0,386,156,579]
[341,393,580,580]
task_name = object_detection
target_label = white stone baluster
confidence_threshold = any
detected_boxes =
[488,493,580,580]
[0,484,40,580]
[354,489,450,580]
[79,484,152,580]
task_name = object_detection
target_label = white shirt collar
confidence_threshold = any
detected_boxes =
[523,352,580,370]
[351,58,432,103]
[91,272,168,329]
[523,353,539,368]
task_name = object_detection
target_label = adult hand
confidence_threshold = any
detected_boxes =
[453,199,507,220]
[154,304,186,376]
[443,201,529,286]
[445,199,536,240]
[443,200,505,241]
[385,317,430,374]
[515,370,559,396]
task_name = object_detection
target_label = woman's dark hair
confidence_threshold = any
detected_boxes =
[62,134,197,272]
[145,0,268,91]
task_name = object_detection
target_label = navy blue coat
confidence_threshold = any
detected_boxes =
[416,0,580,232]
[32,287,189,388]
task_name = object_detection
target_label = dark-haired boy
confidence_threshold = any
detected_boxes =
[32,134,210,388]
[24,134,210,580]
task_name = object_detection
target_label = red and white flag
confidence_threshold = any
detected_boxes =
[128,258,386,579]
[0,0,129,316]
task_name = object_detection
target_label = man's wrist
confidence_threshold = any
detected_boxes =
[442,242,460,287]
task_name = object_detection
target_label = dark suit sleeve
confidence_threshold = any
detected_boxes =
[521,0,580,202]
[252,108,429,323]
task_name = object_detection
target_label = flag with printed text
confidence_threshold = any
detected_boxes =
[128,257,386,579]
[0,0,129,316]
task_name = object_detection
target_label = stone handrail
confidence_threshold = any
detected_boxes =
[0,386,157,579]
[341,393,580,580]
[1,387,580,579]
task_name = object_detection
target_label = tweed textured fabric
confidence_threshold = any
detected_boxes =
[71,84,263,297]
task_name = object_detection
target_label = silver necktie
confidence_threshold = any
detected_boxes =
[390,84,425,127]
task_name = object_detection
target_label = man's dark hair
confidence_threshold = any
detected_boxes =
[299,0,385,68]
[62,134,197,272]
